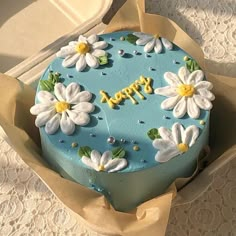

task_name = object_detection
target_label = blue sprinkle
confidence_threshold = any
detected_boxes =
[138,120,144,124]
[59,139,64,143]
[90,133,96,137]
[141,159,147,163]
[101,72,106,76]
[131,140,137,144]
[67,74,73,78]
[145,54,151,58]
[97,116,103,120]
[163,115,171,120]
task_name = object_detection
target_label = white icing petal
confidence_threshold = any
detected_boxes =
[154,38,162,53]
[78,35,87,43]
[173,97,187,118]
[54,83,66,102]
[75,54,87,72]
[161,95,181,110]
[133,32,146,37]
[183,125,199,147]
[187,70,204,84]
[69,91,92,103]
[172,123,185,145]
[72,102,95,113]
[152,139,173,150]
[87,34,98,44]
[161,38,173,50]
[100,151,112,165]
[30,103,53,115]
[90,150,101,165]
[37,91,57,104]
[193,95,213,110]
[56,45,76,58]
[195,81,213,90]
[85,53,99,68]
[158,127,174,142]
[187,97,200,119]
[92,41,108,50]
[178,67,190,84]
[81,156,97,170]
[65,82,81,103]
[68,41,78,46]
[144,38,155,53]
[197,88,215,101]
[62,54,80,67]
[91,49,106,57]
[154,86,178,97]
[45,113,60,134]
[35,109,55,127]
[136,36,153,45]
[105,158,128,173]
[155,146,181,163]
[60,112,75,135]
[66,110,90,126]
[164,72,182,86]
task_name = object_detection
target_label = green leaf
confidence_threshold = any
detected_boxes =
[48,72,54,82]
[185,58,201,72]
[40,72,61,91]
[98,55,108,65]
[52,72,61,84]
[147,128,160,140]
[125,34,139,45]
[40,80,54,92]
[112,147,126,158]
[78,146,92,158]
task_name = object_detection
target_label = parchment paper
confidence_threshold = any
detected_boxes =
[0,1,236,235]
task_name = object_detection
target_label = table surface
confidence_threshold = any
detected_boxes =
[1,0,236,235]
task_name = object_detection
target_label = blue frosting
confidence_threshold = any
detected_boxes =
[37,31,210,211]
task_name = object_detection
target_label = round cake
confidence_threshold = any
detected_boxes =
[30,31,214,212]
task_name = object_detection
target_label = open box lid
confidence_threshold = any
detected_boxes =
[5,0,114,86]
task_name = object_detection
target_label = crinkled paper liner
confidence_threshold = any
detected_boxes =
[0,0,236,235]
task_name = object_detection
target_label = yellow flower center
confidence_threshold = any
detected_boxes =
[98,165,105,172]
[153,33,159,39]
[177,84,195,97]
[75,42,90,54]
[177,143,189,153]
[55,101,70,113]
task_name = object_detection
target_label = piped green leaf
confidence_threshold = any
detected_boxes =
[147,128,161,140]
[78,146,92,158]
[125,34,139,45]
[40,80,54,92]
[40,71,61,92]
[185,58,201,73]
[112,147,126,159]
[98,55,108,65]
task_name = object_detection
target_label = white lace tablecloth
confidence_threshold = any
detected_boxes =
[1,0,236,235]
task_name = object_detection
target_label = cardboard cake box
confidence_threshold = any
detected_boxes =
[1,0,236,235]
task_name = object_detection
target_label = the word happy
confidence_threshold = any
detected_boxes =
[100,76,153,108]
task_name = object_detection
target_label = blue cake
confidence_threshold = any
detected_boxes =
[30,31,214,211]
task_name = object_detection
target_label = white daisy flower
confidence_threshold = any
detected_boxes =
[133,32,173,53]
[153,123,199,163]
[81,150,127,173]
[30,82,95,135]
[56,34,108,71]
[155,67,215,119]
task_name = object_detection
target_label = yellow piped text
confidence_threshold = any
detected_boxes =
[100,76,153,108]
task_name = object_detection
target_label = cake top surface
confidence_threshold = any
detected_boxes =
[31,31,214,173]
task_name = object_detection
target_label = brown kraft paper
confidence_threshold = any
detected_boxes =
[0,0,236,235]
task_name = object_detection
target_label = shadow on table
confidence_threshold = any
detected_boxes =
[0,0,37,28]
[0,54,25,73]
